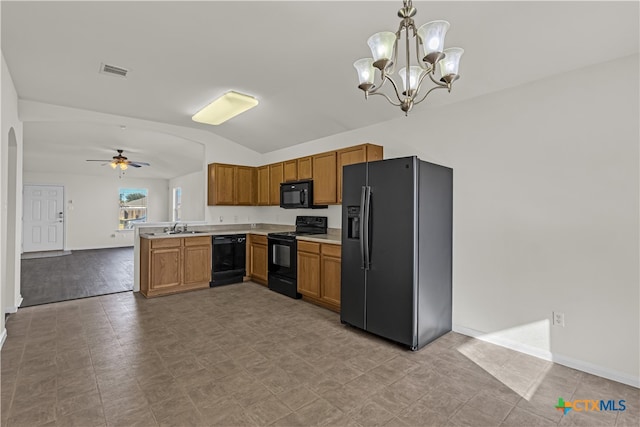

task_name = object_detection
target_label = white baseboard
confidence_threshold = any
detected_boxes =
[453,324,639,389]
[0,328,6,349]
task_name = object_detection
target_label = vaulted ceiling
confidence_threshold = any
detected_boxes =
[2,1,638,179]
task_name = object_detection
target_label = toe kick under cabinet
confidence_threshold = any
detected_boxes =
[140,235,212,297]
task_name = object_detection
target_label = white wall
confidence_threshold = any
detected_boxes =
[254,55,639,385]
[1,52,24,331]
[169,170,205,221]
[24,172,170,250]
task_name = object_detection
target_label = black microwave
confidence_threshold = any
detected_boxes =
[280,180,327,209]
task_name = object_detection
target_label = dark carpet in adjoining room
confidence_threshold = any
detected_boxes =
[20,247,134,307]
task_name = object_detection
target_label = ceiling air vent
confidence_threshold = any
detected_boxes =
[99,63,129,78]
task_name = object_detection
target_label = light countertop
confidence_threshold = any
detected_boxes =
[139,224,341,245]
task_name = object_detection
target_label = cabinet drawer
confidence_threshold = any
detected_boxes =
[151,238,181,249]
[321,244,341,258]
[184,236,211,246]
[251,234,267,245]
[298,241,320,254]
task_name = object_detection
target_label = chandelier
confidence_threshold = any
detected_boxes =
[353,0,463,115]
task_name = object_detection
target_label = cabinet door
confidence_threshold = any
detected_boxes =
[250,242,268,285]
[269,162,284,206]
[321,254,341,307]
[297,157,313,180]
[312,152,337,205]
[150,247,182,290]
[297,250,321,298]
[337,144,383,203]
[283,160,298,182]
[235,166,256,205]
[208,163,235,205]
[183,244,211,286]
[256,166,270,206]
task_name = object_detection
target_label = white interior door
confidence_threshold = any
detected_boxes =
[23,185,65,252]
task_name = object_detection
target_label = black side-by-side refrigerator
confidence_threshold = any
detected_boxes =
[340,156,453,350]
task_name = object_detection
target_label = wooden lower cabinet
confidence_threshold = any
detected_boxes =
[320,244,341,307]
[297,242,321,298]
[248,234,268,285]
[140,236,211,298]
[297,241,341,312]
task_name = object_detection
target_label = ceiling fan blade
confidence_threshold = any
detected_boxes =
[86,159,112,162]
[129,162,150,167]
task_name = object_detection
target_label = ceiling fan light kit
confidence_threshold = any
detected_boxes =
[192,91,259,126]
[354,0,464,115]
[87,149,149,177]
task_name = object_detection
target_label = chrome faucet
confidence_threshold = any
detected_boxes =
[171,222,180,232]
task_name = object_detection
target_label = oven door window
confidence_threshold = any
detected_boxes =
[268,238,296,279]
[272,243,290,268]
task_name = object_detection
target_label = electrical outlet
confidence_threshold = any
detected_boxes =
[219,216,223,223]
[553,311,565,327]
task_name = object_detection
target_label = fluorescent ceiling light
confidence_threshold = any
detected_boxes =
[192,91,258,125]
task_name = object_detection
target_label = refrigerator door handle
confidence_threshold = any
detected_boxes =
[363,185,372,270]
[359,186,367,269]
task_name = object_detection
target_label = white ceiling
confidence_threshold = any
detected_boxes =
[2,1,638,179]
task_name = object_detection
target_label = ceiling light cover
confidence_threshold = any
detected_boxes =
[192,91,259,125]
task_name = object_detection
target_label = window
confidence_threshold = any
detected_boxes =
[119,188,148,229]
[172,187,182,222]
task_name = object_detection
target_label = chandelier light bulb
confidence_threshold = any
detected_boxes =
[367,32,396,69]
[110,162,117,169]
[120,162,128,171]
[399,66,423,95]
[438,47,464,82]
[417,20,450,63]
[354,58,376,90]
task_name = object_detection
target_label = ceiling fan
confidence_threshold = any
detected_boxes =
[86,149,150,170]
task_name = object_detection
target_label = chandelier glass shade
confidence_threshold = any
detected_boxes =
[354,0,464,115]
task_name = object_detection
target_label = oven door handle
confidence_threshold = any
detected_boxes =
[300,189,306,205]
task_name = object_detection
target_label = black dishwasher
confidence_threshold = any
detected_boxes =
[210,234,246,287]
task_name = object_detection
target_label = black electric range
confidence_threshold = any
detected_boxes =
[267,216,327,298]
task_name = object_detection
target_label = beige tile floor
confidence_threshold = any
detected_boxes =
[1,282,637,427]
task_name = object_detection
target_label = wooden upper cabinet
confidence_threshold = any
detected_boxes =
[312,151,337,205]
[208,163,235,205]
[207,144,381,207]
[337,144,383,203]
[269,162,284,206]
[256,166,270,206]
[283,160,298,182]
[297,157,313,180]
[235,166,256,205]
[208,163,256,206]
